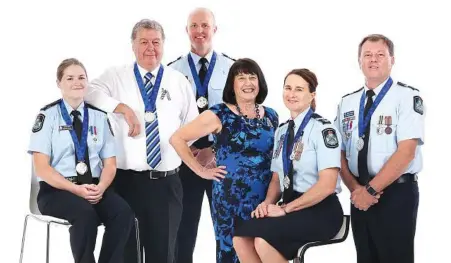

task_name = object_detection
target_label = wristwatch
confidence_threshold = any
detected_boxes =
[365,184,378,196]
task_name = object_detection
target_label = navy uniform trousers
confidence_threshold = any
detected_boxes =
[351,179,419,263]
[113,169,183,263]
[37,181,134,263]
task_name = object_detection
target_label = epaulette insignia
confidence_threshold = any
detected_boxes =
[86,103,106,114]
[222,53,236,61]
[167,56,182,66]
[397,81,419,91]
[342,87,363,98]
[278,120,289,128]
[312,113,331,125]
[40,99,62,111]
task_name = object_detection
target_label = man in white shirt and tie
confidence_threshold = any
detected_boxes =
[85,19,198,263]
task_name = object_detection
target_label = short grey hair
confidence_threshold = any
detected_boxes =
[131,19,165,41]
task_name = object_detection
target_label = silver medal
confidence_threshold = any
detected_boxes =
[283,175,290,189]
[76,162,88,175]
[357,137,364,151]
[377,126,384,135]
[196,96,208,108]
[144,111,156,123]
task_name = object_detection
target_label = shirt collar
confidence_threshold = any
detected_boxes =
[62,99,85,119]
[292,106,312,131]
[364,76,390,97]
[137,63,161,82]
[189,49,214,65]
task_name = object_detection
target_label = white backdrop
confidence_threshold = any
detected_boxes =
[0,0,449,262]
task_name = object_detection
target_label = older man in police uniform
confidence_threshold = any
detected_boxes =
[335,34,424,263]
[85,19,198,263]
[167,7,235,263]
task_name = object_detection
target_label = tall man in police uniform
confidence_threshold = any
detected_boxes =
[85,19,198,263]
[168,7,235,263]
[335,34,424,263]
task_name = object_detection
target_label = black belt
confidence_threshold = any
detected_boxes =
[355,173,418,185]
[62,177,99,185]
[129,167,180,180]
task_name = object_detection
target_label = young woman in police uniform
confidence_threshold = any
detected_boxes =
[28,58,133,263]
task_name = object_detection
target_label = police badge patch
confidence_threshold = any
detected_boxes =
[322,128,339,148]
[413,96,423,115]
[107,118,114,136]
[32,113,45,133]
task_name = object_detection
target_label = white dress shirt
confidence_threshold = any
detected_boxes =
[85,63,199,171]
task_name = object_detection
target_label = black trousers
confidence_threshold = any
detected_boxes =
[37,182,134,263]
[113,169,183,263]
[351,181,419,263]
[175,163,213,263]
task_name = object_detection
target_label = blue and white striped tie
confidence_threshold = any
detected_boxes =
[144,72,161,169]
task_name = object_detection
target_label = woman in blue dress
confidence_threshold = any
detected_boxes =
[170,58,278,263]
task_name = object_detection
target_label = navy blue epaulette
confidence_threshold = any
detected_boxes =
[222,53,236,62]
[86,103,106,114]
[311,113,331,125]
[397,81,419,91]
[40,99,62,111]
[167,56,182,66]
[342,87,363,98]
[278,120,289,128]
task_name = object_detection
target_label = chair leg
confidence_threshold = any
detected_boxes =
[46,222,51,263]
[19,215,31,263]
[134,218,142,263]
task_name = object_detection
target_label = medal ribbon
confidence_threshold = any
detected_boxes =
[282,108,313,177]
[187,51,217,98]
[59,101,89,163]
[358,77,393,137]
[134,63,164,112]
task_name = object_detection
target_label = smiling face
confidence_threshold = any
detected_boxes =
[283,74,315,114]
[359,39,394,86]
[233,72,259,103]
[187,8,217,54]
[132,28,164,71]
[57,65,88,101]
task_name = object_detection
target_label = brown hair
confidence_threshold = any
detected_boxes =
[284,68,318,111]
[358,34,394,58]
[223,58,268,105]
[56,58,87,81]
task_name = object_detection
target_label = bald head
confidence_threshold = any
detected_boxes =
[186,8,217,56]
[187,8,216,27]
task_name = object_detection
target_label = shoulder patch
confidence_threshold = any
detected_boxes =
[32,113,46,133]
[167,56,182,66]
[398,81,419,91]
[413,96,424,115]
[40,99,61,111]
[222,53,236,62]
[86,103,106,114]
[322,128,339,149]
[311,113,331,125]
[107,118,114,136]
[342,87,364,98]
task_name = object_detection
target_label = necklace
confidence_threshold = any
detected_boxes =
[236,103,262,127]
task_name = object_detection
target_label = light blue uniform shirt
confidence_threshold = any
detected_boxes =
[335,78,425,177]
[271,108,342,193]
[28,99,115,181]
[168,50,234,108]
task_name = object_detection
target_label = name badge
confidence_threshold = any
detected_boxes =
[59,125,73,131]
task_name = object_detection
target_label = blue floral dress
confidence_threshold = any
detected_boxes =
[209,103,279,263]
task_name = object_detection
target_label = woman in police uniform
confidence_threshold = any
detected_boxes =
[28,58,133,263]
[233,68,344,262]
